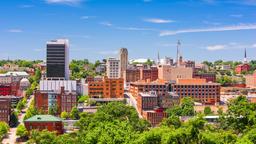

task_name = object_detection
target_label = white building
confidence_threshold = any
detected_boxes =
[106,58,120,78]
[0,71,29,84]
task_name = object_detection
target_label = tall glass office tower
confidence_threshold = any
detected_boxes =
[46,39,69,80]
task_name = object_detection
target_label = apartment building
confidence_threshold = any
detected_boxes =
[88,76,124,98]
[171,78,220,104]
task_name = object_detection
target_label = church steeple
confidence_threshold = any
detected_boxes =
[244,48,247,63]
[157,51,160,64]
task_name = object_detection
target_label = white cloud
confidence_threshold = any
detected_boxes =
[100,22,113,27]
[206,43,256,51]
[203,20,221,26]
[160,24,256,36]
[45,0,82,5]
[7,29,23,33]
[116,27,155,31]
[144,18,175,24]
[230,14,243,18]
[206,45,226,51]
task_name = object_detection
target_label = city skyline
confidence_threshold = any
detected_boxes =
[0,0,256,62]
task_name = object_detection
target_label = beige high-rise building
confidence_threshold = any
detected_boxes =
[106,58,120,79]
[119,48,128,78]
[158,65,193,82]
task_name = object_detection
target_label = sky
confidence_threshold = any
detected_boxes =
[0,0,256,62]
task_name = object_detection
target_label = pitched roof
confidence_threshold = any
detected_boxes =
[24,115,63,122]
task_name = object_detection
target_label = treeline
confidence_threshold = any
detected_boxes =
[0,60,42,68]
[21,96,256,144]
[69,59,102,80]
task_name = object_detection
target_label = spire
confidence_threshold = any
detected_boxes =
[157,51,160,64]
[244,48,247,63]
[176,40,181,66]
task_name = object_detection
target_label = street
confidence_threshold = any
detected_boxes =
[124,92,142,118]
[2,95,34,144]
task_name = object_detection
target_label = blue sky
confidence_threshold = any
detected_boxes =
[0,0,256,62]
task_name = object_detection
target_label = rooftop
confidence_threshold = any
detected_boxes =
[0,71,29,77]
[24,115,63,122]
[39,80,77,92]
[139,92,158,97]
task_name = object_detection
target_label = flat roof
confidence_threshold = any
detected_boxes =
[174,83,220,86]
[0,71,29,77]
[39,80,77,92]
[25,115,63,122]
[139,93,157,97]
[131,81,167,85]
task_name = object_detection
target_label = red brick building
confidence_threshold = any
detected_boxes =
[136,92,175,126]
[235,63,250,74]
[129,80,169,97]
[35,80,77,114]
[0,84,11,96]
[0,98,11,124]
[35,87,77,114]
[171,78,220,105]
[137,92,158,114]
[124,69,140,83]
[140,66,158,82]
[88,77,124,98]
[193,73,216,82]
[24,115,64,134]
[142,109,167,127]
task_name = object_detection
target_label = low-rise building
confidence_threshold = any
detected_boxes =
[129,80,169,97]
[142,109,167,127]
[171,78,220,105]
[193,72,216,82]
[245,71,256,88]
[136,92,168,127]
[0,98,11,124]
[0,71,29,84]
[35,80,77,114]
[95,63,106,74]
[124,68,140,83]
[137,92,158,114]
[88,76,124,98]
[140,66,158,82]
[235,63,250,74]
[24,115,64,134]
[158,65,193,82]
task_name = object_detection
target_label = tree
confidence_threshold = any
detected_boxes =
[16,98,26,111]
[60,111,69,120]
[48,105,58,115]
[161,115,181,128]
[180,97,195,116]
[24,101,39,120]
[28,130,56,144]
[78,95,89,103]
[70,107,80,120]
[204,106,212,115]
[220,96,256,133]
[10,111,19,127]
[166,97,195,117]
[145,59,153,66]
[0,122,9,139]
[16,124,28,138]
